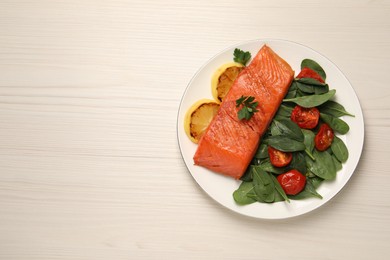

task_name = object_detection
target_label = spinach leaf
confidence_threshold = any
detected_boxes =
[295,78,329,95]
[302,129,315,160]
[275,104,293,118]
[270,121,282,136]
[296,81,315,94]
[295,89,306,97]
[297,77,326,86]
[251,158,261,166]
[240,165,254,182]
[314,86,329,95]
[332,155,342,171]
[306,150,337,180]
[265,136,306,152]
[289,152,307,174]
[301,59,326,81]
[306,170,316,178]
[270,174,290,202]
[331,136,349,163]
[254,143,268,159]
[257,160,286,174]
[305,179,323,199]
[233,181,257,205]
[252,167,275,203]
[272,118,304,142]
[283,89,336,108]
[273,189,286,202]
[285,81,297,99]
[320,113,350,134]
[318,100,355,117]
[289,177,323,200]
[274,115,287,122]
[310,176,324,188]
[302,129,315,151]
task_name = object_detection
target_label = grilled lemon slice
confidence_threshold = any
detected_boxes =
[184,99,220,143]
[211,62,244,102]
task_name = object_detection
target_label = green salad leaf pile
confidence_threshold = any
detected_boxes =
[233,59,354,205]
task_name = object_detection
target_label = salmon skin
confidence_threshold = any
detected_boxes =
[193,45,294,179]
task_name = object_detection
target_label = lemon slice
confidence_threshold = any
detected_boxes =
[184,99,220,143]
[211,62,244,102]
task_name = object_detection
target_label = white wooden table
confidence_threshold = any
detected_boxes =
[0,1,389,259]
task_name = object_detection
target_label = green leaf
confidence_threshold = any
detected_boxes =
[314,86,329,95]
[296,89,306,97]
[275,104,293,118]
[270,174,290,203]
[272,118,304,142]
[266,136,306,152]
[252,167,275,203]
[307,150,337,180]
[295,81,315,94]
[332,155,343,171]
[237,107,250,120]
[310,176,324,188]
[295,78,329,95]
[318,100,355,117]
[320,113,350,134]
[289,177,323,200]
[236,95,259,120]
[301,129,316,160]
[301,59,326,81]
[254,143,268,159]
[297,77,326,86]
[285,81,298,99]
[233,181,257,205]
[240,165,254,182]
[283,89,336,108]
[289,152,307,174]
[235,95,246,105]
[270,121,282,136]
[257,160,286,174]
[331,136,349,163]
[273,189,286,202]
[233,48,251,66]
[302,129,315,154]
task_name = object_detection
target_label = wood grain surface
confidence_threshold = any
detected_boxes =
[0,0,389,259]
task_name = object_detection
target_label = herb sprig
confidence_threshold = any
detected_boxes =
[236,95,259,120]
[233,48,251,66]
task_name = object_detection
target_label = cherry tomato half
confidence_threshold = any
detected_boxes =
[277,169,306,195]
[296,67,325,83]
[315,123,334,151]
[291,105,320,129]
[268,146,292,167]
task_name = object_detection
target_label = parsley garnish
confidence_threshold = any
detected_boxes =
[236,95,259,120]
[233,48,251,66]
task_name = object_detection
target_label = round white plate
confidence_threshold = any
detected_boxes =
[177,39,364,219]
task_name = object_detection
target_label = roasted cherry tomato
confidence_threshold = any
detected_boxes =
[277,169,306,195]
[296,67,325,83]
[315,123,334,151]
[268,146,292,167]
[291,105,320,129]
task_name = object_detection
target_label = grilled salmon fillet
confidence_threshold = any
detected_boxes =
[193,45,294,179]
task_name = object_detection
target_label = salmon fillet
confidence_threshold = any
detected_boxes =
[193,45,294,179]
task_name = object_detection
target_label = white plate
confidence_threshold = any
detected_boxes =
[177,39,364,219]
